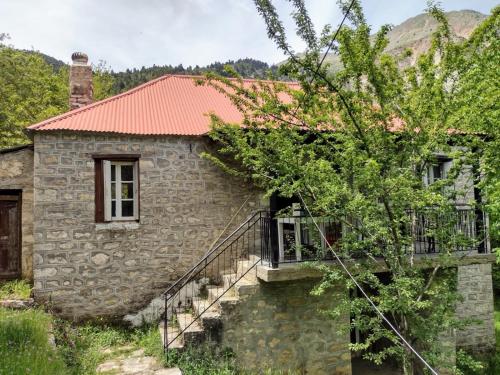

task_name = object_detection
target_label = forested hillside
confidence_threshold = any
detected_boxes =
[111,58,278,93]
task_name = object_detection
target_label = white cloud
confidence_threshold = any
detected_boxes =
[0,0,496,71]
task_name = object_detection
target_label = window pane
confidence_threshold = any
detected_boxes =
[111,201,116,217]
[111,164,116,181]
[111,182,116,199]
[433,165,442,180]
[122,183,133,199]
[122,200,134,217]
[121,165,134,181]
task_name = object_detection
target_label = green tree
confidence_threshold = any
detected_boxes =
[446,6,500,256]
[200,1,494,373]
[0,35,116,148]
[0,36,68,147]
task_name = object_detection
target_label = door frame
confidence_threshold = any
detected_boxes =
[0,190,22,280]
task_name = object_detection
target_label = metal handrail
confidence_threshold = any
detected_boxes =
[162,210,265,298]
[163,210,269,352]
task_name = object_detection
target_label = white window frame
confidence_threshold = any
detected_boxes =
[103,160,139,221]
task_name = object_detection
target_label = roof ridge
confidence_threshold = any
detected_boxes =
[28,74,177,130]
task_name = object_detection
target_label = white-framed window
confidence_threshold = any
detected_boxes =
[103,161,139,221]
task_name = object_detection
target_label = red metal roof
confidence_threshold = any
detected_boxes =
[28,75,298,136]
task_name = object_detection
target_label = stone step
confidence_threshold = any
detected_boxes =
[192,298,221,323]
[221,272,259,298]
[249,254,261,264]
[176,313,205,344]
[233,277,259,298]
[192,297,223,342]
[159,321,184,350]
[236,258,259,281]
[207,285,238,305]
[222,273,238,290]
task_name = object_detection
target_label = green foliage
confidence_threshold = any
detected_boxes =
[200,1,498,374]
[0,39,68,147]
[112,58,280,93]
[447,6,500,249]
[455,299,500,375]
[0,37,116,148]
[163,346,236,375]
[493,263,500,296]
[0,279,32,299]
[0,307,68,375]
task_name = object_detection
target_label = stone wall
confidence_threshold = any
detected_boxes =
[0,146,34,279]
[221,279,352,375]
[32,132,263,319]
[456,263,495,354]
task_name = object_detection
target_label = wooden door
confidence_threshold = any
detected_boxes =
[0,194,21,279]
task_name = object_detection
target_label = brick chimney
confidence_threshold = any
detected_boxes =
[69,52,93,110]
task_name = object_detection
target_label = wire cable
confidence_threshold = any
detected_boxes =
[297,191,440,375]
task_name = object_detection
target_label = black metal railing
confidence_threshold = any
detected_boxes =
[259,206,490,266]
[163,206,489,351]
[163,210,269,352]
[407,206,489,254]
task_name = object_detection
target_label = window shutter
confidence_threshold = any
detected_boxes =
[103,160,112,221]
[133,161,139,220]
[94,159,104,222]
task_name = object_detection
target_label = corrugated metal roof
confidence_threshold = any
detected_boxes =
[28,75,298,136]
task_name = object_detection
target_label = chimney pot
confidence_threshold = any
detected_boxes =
[71,52,88,65]
[69,52,93,110]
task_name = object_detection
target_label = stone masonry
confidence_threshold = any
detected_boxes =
[32,132,263,319]
[456,263,496,354]
[0,146,34,279]
[69,52,93,110]
[221,278,352,375]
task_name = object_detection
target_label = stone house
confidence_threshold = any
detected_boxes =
[0,53,495,374]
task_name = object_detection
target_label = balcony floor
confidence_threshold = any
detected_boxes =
[256,252,495,282]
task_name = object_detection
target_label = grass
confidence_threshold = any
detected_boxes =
[0,307,68,375]
[0,279,32,299]
[495,298,500,350]
[54,319,138,375]
[489,297,500,374]
[3,294,496,375]
[162,346,237,375]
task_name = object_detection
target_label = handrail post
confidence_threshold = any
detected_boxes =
[270,214,279,269]
[164,293,168,357]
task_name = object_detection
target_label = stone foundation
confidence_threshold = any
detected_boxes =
[221,278,352,375]
[456,263,495,354]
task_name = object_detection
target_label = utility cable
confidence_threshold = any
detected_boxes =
[297,191,440,375]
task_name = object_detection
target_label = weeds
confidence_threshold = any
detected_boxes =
[53,319,134,375]
[0,307,68,375]
[164,346,237,375]
[0,279,32,299]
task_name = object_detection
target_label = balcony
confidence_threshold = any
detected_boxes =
[258,205,491,270]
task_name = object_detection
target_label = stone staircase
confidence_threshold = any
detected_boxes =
[159,255,261,350]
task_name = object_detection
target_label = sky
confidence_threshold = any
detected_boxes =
[0,0,496,72]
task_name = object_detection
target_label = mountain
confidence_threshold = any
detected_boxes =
[320,10,487,70]
[27,51,66,70]
[33,9,488,92]
[35,55,279,94]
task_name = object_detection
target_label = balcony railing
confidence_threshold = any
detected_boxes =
[259,206,490,267]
